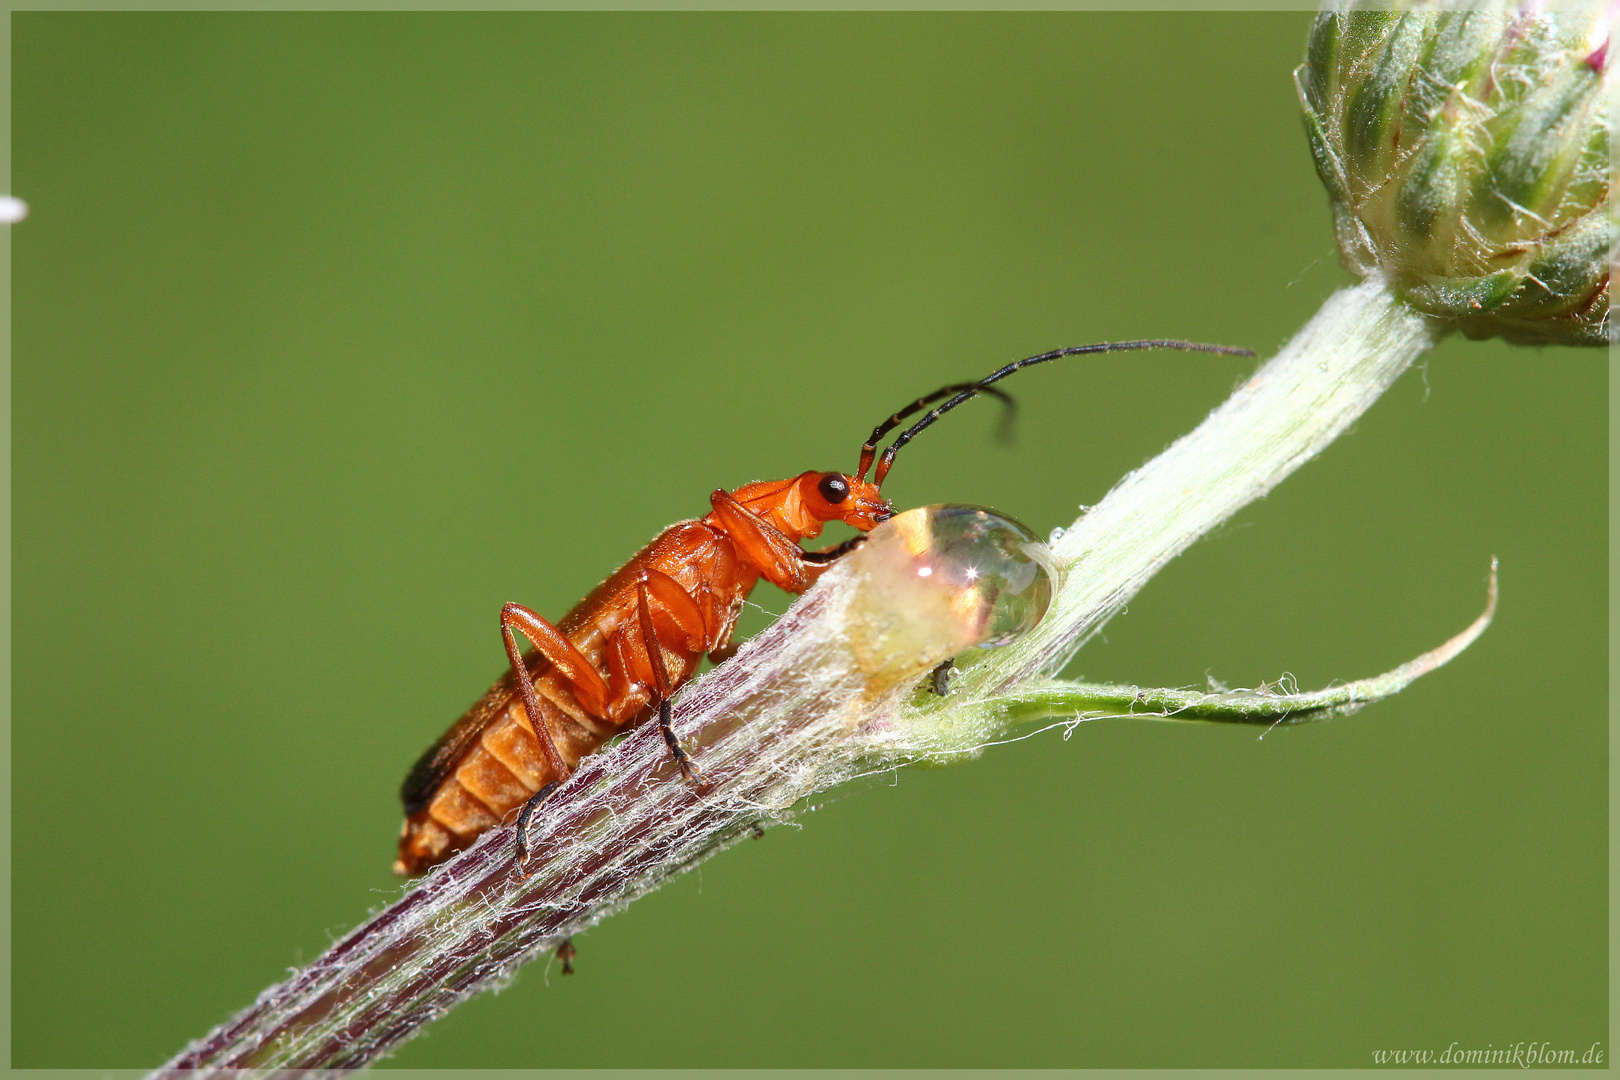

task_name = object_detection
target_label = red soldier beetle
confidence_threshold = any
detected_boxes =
[395,338,1253,879]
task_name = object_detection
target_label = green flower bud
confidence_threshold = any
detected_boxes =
[1297,1,1612,345]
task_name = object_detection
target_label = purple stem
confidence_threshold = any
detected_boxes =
[153,577,911,1072]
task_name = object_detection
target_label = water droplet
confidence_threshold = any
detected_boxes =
[862,504,1054,649]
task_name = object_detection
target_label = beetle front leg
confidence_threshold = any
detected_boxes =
[801,535,867,564]
[709,489,839,593]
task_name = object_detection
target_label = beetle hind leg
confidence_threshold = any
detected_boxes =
[513,779,562,870]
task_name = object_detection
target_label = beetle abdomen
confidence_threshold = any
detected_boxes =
[396,520,751,876]
[395,679,613,875]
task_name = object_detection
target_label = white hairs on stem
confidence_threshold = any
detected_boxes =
[157,276,1444,1073]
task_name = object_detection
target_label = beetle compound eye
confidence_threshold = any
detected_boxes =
[817,473,851,504]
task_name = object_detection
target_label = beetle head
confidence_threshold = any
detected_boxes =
[797,470,894,532]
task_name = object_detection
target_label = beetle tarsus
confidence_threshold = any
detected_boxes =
[514,779,563,869]
[557,938,577,975]
[658,699,699,782]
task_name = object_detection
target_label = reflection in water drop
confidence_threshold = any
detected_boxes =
[895,504,1054,647]
[849,504,1055,679]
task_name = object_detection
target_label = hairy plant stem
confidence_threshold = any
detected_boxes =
[889,275,1445,760]
[156,276,1448,1073]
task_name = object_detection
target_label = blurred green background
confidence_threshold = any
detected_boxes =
[12,12,1605,1069]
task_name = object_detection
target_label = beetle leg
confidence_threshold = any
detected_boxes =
[709,489,823,592]
[605,632,652,725]
[638,567,710,652]
[656,699,696,781]
[500,603,611,780]
[513,779,561,868]
[692,581,739,662]
[636,578,699,781]
[801,534,868,564]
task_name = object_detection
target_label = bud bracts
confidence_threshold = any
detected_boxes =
[1297,2,1612,345]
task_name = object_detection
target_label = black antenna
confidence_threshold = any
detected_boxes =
[855,382,1016,484]
[862,339,1256,487]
